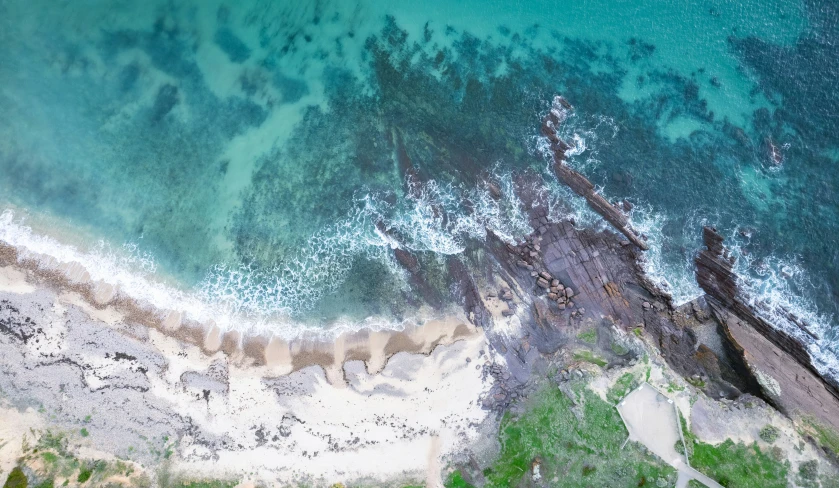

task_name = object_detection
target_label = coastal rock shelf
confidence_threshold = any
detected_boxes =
[509,235,579,313]
[541,95,649,250]
[696,226,839,433]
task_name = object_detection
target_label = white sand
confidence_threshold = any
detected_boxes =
[0,254,493,486]
[150,322,490,484]
[0,404,44,475]
[0,266,35,294]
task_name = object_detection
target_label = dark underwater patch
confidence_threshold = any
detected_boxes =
[214,28,252,63]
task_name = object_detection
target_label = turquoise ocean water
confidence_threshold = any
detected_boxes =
[0,0,837,374]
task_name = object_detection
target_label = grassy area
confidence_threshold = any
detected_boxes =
[691,440,788,488]
[800,417,839,458]
[572,350,607,367]
[606,373,637,404]
[12,430,145,488]
[577,328,597,344]
[3,467,27,488]
[473,383,676,488]
[679,413,788,488]
[443,471,475,488]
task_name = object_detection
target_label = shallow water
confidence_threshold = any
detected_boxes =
[0,0,837,372]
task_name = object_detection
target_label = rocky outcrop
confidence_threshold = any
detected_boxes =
[481,180,749,401]
[695,226,839,431]
[542,96,649,250]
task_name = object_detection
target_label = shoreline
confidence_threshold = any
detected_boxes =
[0,253,495,485]
[0,239,482,384]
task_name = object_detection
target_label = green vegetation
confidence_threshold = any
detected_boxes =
[759,425,779,444]
[678,415,787,488]
[13,430,144,488]
[610,342,629,356]
[606,373,637,404]
[478,384,675,487]
[798,460,818,481]
[577,328,597,344]
[3,467,27,488]
[79,428,89,438]
[572,350,607,367]
[692,440,787,487]
[443,471,475,488]
[76,467,91,484]
[801,417,839,457]
[686,376,706,389]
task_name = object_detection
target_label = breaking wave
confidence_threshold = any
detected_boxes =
[0,171,532,337]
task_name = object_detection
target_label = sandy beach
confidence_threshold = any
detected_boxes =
[0,252,496,486]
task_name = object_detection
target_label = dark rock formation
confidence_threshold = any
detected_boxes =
[542,96,649,250]
[696,226,839,432]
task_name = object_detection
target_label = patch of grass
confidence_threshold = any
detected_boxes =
[801,417,839,457]
[482,384,675,487]
[607,373,637,404]
[633,327,643,337]
[610,342,629,356]
[79,428,89,438]
[679,413,788,488]
[798,460,818,481]
[686,377,706,389]
[3,467,27,488]
[40,453,58,465]
[443,471,475,488]
[32,480,53,488]
[35,432,68,455]
[577,328,597,344]
[76,466,92,484]
[759,425,779,444]
[573,350,607,367]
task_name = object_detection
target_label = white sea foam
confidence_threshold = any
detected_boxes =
[0,171,533,338]
[724,230,839,379]
[628,206,710,306]
[198,171,532,327]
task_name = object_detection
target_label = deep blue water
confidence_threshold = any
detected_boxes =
[0,0,837,372]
